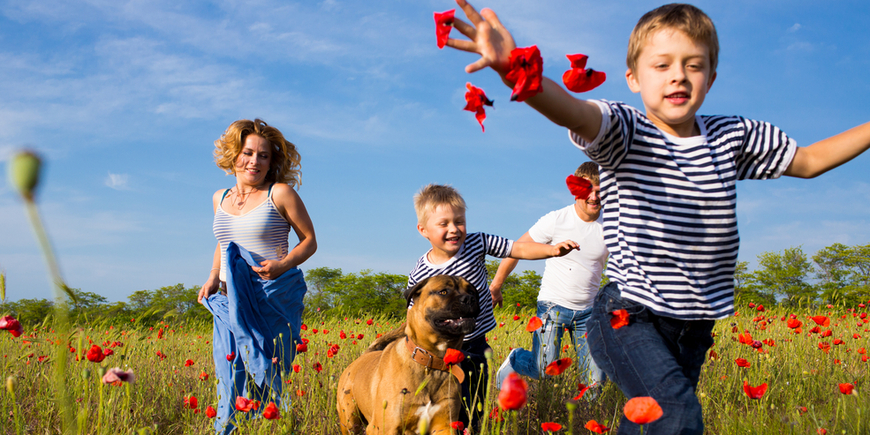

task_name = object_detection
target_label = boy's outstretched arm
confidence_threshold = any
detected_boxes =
[447,0,602,143]
[510,239,578,260]
[785,121,870,178]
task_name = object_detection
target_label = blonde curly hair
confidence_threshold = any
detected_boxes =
[213,119,301,187]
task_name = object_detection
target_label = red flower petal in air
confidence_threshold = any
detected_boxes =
[498,373,528,410]
[624,396,663,424]
[573,383,590,400]
[811,316,830,327]
[526,316,543,332]
[562,54,606,93]
[743,380,768,399]
[566,175,593,200]
[544,358,572,376]
[463,83,494,132]
[262,402,281,420]
[611,309,629,329]
[735,358,750,368]
[838,383,854,394]
[444,348,465,365]
[505,46,544,102]
[434,10,455,49]
[541,422,562,432]
[235,396,254,413]
[585,420,610,434]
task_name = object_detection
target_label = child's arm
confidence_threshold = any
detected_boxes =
[509,238,578,260]
[448,0,602,142]
[784,122,870,178]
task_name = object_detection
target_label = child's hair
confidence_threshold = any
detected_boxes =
[414,184,467,225]
[574,162,600,186]
[214,119,302,187]
[626,3,719,73]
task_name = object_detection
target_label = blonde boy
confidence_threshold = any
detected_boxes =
[443,1,870,433]
[408,184,577,428]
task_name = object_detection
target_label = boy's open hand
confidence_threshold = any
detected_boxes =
[552,240,579,257]
[447,0,516,75]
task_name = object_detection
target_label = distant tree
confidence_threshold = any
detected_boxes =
[814,243,870,306]
[485,259,542,309]
[322,270,407,317]
[733,261,775,306]
[304,267,343,312]
[3,298,54,325]
[752,247,816,307]
[68,288,108,322]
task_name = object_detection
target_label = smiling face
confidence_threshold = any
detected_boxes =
[417,204,467,264]
[575,181,601,222]
[626,28,716,137]
[234,134,272,188]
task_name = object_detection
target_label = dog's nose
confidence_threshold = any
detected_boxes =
[459,294,475,306]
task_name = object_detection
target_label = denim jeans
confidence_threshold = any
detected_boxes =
[510,301,605,385]
[586,283,714,435]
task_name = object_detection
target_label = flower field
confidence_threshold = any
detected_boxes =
[1,301,867,435]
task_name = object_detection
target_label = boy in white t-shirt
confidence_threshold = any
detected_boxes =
[490,163,608,390]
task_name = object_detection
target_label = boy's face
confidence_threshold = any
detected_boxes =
[626,28,717,137]
[417,204,467,261]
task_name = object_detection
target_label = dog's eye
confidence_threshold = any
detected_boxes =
[438,289,448,295]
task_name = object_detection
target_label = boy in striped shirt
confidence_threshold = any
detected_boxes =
[409,184,578,429]
[443,1,870,433]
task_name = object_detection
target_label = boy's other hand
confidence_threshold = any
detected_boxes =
[489,285,504,308]
[552,240,579,257]
[447,0,517,75]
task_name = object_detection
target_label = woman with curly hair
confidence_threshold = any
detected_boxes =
[198,119,316,433]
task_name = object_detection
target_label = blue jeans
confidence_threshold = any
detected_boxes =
[510,301,605,384]
[587,283,714,435]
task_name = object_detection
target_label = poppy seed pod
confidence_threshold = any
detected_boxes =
[6,376,15,394]
[8,150,42,201]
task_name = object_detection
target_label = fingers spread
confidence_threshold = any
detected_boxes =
[452,17,476,40]
[447,38,478,53]
[479,8,504,29]
[456,0,484,26]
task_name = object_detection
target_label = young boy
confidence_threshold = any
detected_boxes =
[408,183,578,428]
[489,163,608,392]
[444,1,870,433]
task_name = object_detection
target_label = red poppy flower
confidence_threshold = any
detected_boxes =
[756,304,765,312]
[526,316,543,332]
[787,319,802,329]
[838,383,854,394]
[184,359,194,367]
[262,402,280,420]
[293,364,301,373]
[366,319,373,325]
[818,429,827,435]
[498,373,528,410]
[819,342,831,353]
[610,309,629,329]
[156,350,166,361]
[512,315,520,321]
[735,358,750,368]
[738,332,753,344]
[562,54,606,93]
[505,46,544,102]
[444,348,465,365]
[833,339,844,345]
[743,381,767,399]
[573,383,591,400]
[184,395,198,410]
[199,371,209,381]
[313,362,323,373]
[103,348,114,357]
[205,405,217,418]
[296,342,307,353]
[544,358,572,376]
[541,422,562,432]
[235,396,254,413]
[0,316,23,338]
[488,406,504,422]
[451,421,465,431]
[296,389,305,396]
[434,9,455,49]
[462,83,494,132]
[86,345,106,363]
[585,420,610,434]
[623,396,663,424]
[226,352,235,361]
[811,316,831,327]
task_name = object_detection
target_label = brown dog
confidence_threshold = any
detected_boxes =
[337,275,480,434]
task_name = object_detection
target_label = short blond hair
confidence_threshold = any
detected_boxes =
[414,184,467,225]
[626,3,719,73]
[574,162,600,186]
[214,119,302,187]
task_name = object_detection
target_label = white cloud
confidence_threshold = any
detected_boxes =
[105,172,130,190]
[788,23,802,32]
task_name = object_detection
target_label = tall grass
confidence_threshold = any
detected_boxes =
[2,302,867,434]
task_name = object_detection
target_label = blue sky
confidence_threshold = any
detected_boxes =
[1,0,869,303]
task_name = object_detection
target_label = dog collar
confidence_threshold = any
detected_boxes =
[405,337,465,384]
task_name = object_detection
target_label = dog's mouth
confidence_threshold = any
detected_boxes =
[433,316,476,336]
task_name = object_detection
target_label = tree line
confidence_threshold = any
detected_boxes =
[2,242,868,327]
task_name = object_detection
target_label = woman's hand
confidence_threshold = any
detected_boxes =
[252,259,289,281]
[447,0,517,75]
[198,276,221,304]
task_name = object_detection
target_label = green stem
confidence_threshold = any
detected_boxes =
[24,200,74,434]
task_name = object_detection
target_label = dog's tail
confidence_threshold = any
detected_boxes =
[365,323,406,353]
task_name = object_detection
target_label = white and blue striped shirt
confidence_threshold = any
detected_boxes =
[572,100,796,320]
[408,232,513,341]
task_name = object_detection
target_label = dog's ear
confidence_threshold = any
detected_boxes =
[403,277,430,307]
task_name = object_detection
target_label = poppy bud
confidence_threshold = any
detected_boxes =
[6,376,15,394]
[82,368,91,380]
[0,270,5,302]
[8,150,42,201]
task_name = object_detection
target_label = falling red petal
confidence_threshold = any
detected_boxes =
[434,10,455,49]
[506,46,544,102]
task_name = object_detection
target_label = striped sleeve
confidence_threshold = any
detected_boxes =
[734,118,797,180]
